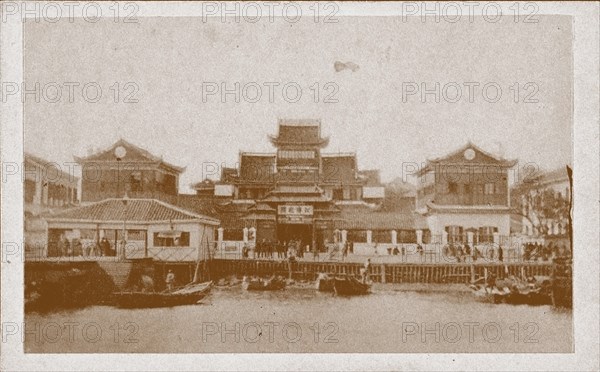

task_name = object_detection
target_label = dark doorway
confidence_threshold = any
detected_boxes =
[277,223,313,250]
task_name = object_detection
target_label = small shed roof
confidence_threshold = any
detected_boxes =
[44,198,219,225]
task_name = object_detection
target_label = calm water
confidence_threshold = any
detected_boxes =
[25,285,572,353]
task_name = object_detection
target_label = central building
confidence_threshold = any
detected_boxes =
[196,119,386,251]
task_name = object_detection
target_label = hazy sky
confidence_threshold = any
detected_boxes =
[24,15,573,193]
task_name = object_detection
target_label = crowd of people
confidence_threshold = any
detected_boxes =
[51,235,118,257]
[244,238,315,260]
[523,241,569,261]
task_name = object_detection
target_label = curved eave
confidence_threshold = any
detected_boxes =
[268,135,330,148]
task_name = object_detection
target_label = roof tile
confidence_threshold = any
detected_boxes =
[45,198,219,223]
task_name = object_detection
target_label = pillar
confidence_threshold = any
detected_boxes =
[467,231,474,246]
[217,227,224,248]
[391,230,397,245]
[442,231,448,245]
[243,227,248,243]
[34,178,42,205]
[492,232,500,245]
[416,230,423,245]
[366,230,372,244]
[341,230,348,244]
[42,182,48,205]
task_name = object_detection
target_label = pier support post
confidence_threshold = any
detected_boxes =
[341,230,347,244]
[243,227,249,243]
[391,230,397,245]
[366,230,372,245]
[442,231,448,245]
[416,230,423,245]
[381,264,386,283]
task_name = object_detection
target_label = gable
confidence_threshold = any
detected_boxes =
[438,146,501,165]
[80,140,159,163]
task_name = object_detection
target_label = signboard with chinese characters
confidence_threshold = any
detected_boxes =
[277,205,313,216]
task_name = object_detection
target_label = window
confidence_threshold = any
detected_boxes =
[333,188,343,200]
[129,172,142,192]
[127,230,146,241]
[343,188,351,200]
[478,226,497,243]
[372,230,392,243]
[154,231,190,247]
[448,182,458,194]
[347,230,367,243]
[422,230,432,244]
[398,230,417,244]
[445,225,464,243]
[484,183,495,195]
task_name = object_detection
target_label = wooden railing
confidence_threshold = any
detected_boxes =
[208,259,554,284]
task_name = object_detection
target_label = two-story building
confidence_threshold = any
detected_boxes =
[75,139,184,203]
[24,152,80,257]
[416,143,517,247]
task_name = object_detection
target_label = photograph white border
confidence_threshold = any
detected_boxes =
[1,1,598,371]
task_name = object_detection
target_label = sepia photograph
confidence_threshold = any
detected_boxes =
[1,1,598,371]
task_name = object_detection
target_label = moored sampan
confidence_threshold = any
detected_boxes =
[333,277,371,296]
[113,281,213,309]
[242,276,286,291]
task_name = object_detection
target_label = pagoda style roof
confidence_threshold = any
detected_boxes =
[269,185,324,195]
[269,119,329,147]
[261,195,332,203]
[74,138,185,174]
[247,203,276,212]
[261,185,330,203]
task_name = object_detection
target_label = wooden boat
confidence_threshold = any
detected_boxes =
[469,279,552,306]
[315,273,335,292]
[113,281,213,309]
[242,276,286,291]
[469,284,512,304]
[333,277,370,296]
